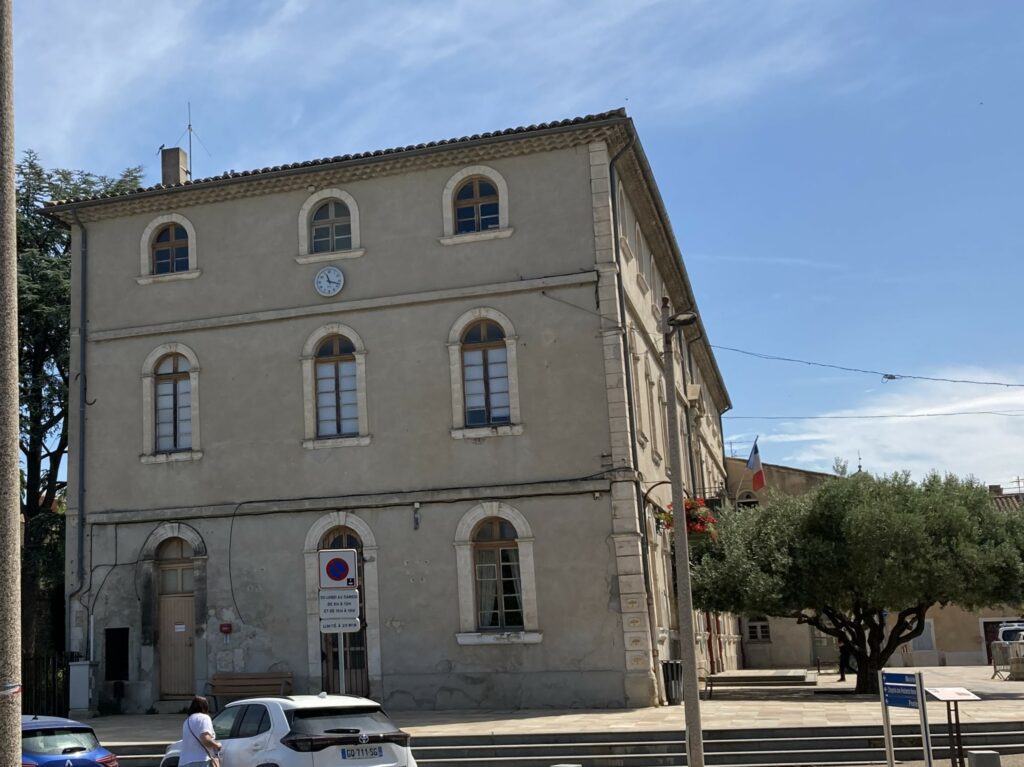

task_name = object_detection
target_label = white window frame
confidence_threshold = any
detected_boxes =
[138,214,199,284]
[447,307,522,439]
[140,343,202,463]
[746,620,771,642]
[301,323,371,449]
[296,188,365,264]
[454,501,541,645]
[440,165,513,245]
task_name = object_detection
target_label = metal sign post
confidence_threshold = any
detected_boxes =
[318,548,360,694]
[881,671,933,767]
[926,687,980,767]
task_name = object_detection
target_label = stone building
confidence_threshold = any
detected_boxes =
[45,109,734,714]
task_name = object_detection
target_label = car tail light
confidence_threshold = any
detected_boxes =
[97,754,119,767]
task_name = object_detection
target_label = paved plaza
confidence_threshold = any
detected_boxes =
[89,665,1023,747]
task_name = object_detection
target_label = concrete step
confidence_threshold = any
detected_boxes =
[106,721,1024,767]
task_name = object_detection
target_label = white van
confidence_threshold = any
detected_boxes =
[997,622,1024,642]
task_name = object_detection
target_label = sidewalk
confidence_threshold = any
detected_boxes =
[90,666,1023,746]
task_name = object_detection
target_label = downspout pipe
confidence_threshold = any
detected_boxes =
[608,135,666,704]
[67,209,88,655]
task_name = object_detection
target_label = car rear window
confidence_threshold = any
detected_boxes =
[22,727,100,755]
[286,706,398,736]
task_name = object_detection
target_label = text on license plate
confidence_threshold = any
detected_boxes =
[341,745,383,759]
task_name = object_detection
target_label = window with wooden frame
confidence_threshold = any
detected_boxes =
[314,335,359,438]
[310,200,353,254]
[154,354,192,453]
[461,320,510,427]
[454,177,500,235]
[151,224,189,275]
[473,517,524,630]
[157,537,194,595]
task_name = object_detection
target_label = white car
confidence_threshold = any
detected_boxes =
[160,693,417,767]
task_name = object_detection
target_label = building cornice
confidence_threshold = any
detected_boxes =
[43,113,631,224]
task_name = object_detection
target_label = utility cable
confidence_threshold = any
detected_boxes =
[725,410,1024,421]
[711,345,1024,388]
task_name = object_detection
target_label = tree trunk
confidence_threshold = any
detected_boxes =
[854,654,881,694]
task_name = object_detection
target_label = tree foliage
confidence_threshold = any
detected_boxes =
[692,472,1024,693]
[17,151,142,653]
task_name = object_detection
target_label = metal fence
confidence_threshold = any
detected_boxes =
[990,641,1024,680]
[21,652,80,717]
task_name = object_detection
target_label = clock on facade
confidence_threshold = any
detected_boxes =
[314,265,344,297]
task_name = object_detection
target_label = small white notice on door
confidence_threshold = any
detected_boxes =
[174,623,187,633]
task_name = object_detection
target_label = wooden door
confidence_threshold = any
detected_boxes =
[160,594,194,697]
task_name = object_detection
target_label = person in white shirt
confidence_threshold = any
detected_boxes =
[179,695,222,767]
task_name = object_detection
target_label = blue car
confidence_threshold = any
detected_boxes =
[21,716,119,767]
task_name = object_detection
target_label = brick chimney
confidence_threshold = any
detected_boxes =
[161,147,189,185]
[989,484,1003,496]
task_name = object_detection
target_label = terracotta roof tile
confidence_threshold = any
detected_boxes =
[43,109,627,209]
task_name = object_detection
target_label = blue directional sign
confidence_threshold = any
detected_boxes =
[882,672,919,709]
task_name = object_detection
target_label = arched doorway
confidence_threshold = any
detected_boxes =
[319,527,369,696]
[157,537,195,698]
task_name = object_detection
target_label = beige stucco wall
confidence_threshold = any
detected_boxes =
[64,130,732,712]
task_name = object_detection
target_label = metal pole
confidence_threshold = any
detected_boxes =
[0,0,22,760]
[661,298,705,767]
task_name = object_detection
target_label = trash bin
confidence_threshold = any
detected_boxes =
[661,660,684,705]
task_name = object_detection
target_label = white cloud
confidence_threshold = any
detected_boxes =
[733,367,1024,485]
[13,0,856,178]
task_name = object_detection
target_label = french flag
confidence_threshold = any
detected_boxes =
[747,438,765,492]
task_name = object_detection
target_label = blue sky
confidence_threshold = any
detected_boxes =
[14,1,1024,486]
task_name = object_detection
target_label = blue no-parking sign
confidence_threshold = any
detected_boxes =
[318,548,359,589]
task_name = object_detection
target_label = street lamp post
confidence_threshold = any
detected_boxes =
[661,297,705,767]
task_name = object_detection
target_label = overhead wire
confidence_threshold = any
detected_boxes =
[725,410,1024,421]
[711,345,1024,388]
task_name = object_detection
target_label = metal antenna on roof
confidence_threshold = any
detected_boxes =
[183,101,213,179]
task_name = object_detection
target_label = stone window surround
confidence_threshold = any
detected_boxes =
[303,512,382,699]
[296,188,366,264]
[447,307,522,439]
[454,501,541,645]
[439,165,513,245]
[137,213,200,284]
[301,322,371,449]
[140,343,203,464]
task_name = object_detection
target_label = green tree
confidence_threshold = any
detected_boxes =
[692,472,1024,694]
[18,151,142,654]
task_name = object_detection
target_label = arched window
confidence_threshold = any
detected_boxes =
[454,177,500,234]
[151,224,189,275]
[157,537,194,595]
[138,214,198,282]
[301,324,369,448]
[473,517,524,630]
[155,353,192,453]
[440,166,511,243]
[454,501,540,643]
[141,343,201,463]
[310,200,352,254]
[314,335,359,438]
[461,320,509,427]
[447,308,521,437]
[296,189,363,263]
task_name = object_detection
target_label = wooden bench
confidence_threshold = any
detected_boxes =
[206,671,294,710]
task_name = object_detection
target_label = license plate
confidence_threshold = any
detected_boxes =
[341,745,383,759]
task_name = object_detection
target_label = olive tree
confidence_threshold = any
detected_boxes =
[692,471,1024,694]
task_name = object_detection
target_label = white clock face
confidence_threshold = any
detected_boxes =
[314,266,344,297]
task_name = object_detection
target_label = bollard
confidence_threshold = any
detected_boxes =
[968,751,1001,767]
